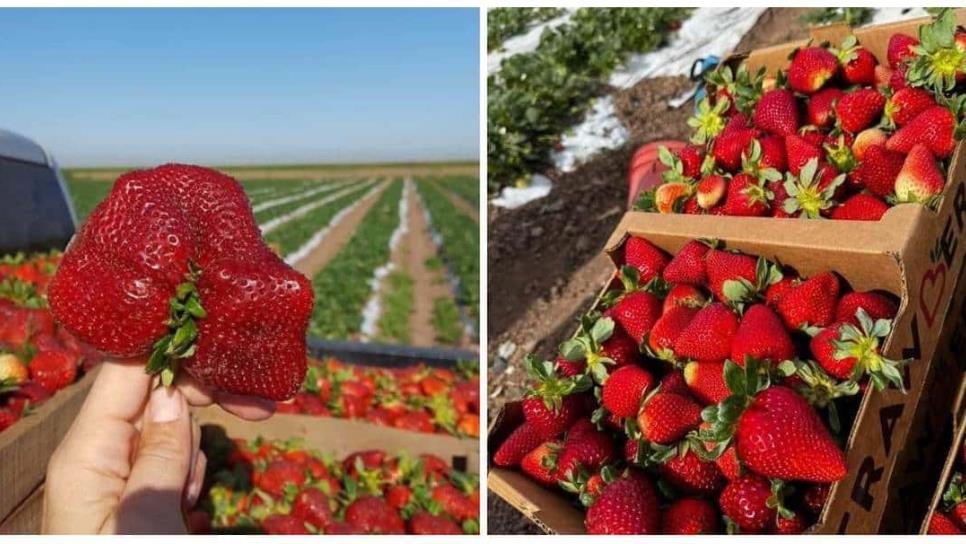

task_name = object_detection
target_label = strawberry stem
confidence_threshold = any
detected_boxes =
[145,264,205,386]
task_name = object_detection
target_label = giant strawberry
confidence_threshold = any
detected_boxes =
[48,164,314,400]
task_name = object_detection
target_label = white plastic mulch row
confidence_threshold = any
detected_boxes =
[252,179,347,213]
[246,180,316,204]
[259,178,378,234]
[282,179,385,266]
[359,178,412,340]
[486,9,576,76]
[417,183,476,339]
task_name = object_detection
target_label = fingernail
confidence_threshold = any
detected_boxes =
[150,386,183,423]
[186,477,201,506]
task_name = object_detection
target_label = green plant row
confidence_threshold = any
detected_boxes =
[252,180,346,224]
[263,182,375,257]
[309,179,405,339]
[376,270,414,344]
[415,179,479,329]
[436,176,481,208]
[487,7,566,52]
[432,296,463,345]
[243,179,322,205]
[487,7,693,194]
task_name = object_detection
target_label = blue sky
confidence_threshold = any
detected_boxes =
[0,8,479,167]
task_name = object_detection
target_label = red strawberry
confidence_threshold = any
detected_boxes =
[773,511,809,534]
[28,350,77,392]
[753,89,799,136]
[723,173,771,216]
[839,43,878,85]
[493,422,544,467]
[810,312,904,389]
[662,283,707,312]
[894,143,945,203]
[432,484,478,521]
[705,249,757,303]
[584,471,661,534]
[522,394,585,441]
[259,459,306,498]
[683,361,729,404]
[887,33,919,68]
[886,106,957,158]
[262,514,310,535]
[660,448,726,495]
[601,328,644,368]
[784,134,823,176]
[292,488,335,530]
[758,135,787,171]
[807,87,843,128]
[407,512,462,535]
[647,306,698,361]
[520,441,560,485]
[712,129,757,172]
[0,408,18,432]
[835,291,898,324]
[851,128,887,160]
[802,483,831,516]
[765,276,795,306]
[385,485,412,509]
[775,272,840,329]
[678,145,705,178]
[662,497,721,534]
[850,145,904,197]
[637,392,702,444]
[874,64,894,87]
[602,365,654,418]
[695,174,727,210]
[884,87,936,128]
[928,512,964,535]
[659,370,690,396]
[345,496,405,534]
[48,165,314,400]
[673,303,739,362]
[831,194,889,221]
[730,304,795,366]
[609,291,663,344]
[788,46,839,94]
[623,237,669,283]
[736,386,847,482]
[889,65,908,89]
[835,88,885,133]
[718,474,776,533]
[556,420,615,480]
[663,240,711,285]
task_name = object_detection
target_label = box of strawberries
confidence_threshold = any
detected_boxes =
[0,251,107,525]
[922,374,966,534]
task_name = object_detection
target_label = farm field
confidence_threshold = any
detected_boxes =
[62,164,480,350]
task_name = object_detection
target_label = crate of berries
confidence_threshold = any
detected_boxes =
[0,251,106,524]
[488,208,966,533]
[634,10,966,232]
[178,423,480,535]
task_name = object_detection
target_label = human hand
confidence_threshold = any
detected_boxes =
[43,360,275,534]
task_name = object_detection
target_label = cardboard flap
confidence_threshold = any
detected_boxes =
[809,21,851,45]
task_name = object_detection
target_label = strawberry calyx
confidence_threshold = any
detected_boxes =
[704,64,766,116]
[833,308,908,391]
[523,355,592,411]
[559,314,618,383]
[741,140,783,185]
[766,478,796,521]
[688,97,730,145]
[782,158,846,218]
[145,263,207,387]
[906,9,966,95]
[658,146,696,185]
[692,359,770,461]
[823,134,857,173]
[721,256,784,310]
[830,34,861,65]
[942,472,965,508]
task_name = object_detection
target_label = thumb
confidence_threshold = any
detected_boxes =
[116,385,192,534]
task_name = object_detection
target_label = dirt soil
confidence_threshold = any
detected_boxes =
[486,8,818,533]
[436,181,480,222]
[291,179,389,276]
[376,179,463,347]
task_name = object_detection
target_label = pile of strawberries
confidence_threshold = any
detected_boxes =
[188,429,479,535]
[0,251,104,434]
[928,433,966,534]
[493,235,906,534]
[276,358,480,438]
[638,9,966,220]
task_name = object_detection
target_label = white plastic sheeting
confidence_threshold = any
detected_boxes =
[360,178,412,340]
[486,9,575,76]
[282,180,384,266]
[251,179,347,213]
[259,179,378,234]
[490,174,553,210]
[552,96,629,174]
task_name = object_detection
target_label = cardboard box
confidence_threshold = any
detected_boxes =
[0,366,99,526]
[490,158,966,533]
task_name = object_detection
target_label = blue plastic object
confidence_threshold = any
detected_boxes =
[692,55,723,112]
